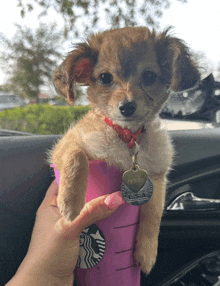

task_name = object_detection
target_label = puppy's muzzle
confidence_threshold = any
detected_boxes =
[119,101,137,117]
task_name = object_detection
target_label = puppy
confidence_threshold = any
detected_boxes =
[49,27,200,279]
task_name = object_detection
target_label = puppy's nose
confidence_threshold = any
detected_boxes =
[119,101,137,117]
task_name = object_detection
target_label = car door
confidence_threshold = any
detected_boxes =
[144,128,220,285]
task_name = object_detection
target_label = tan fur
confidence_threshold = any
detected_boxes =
[49,26,200,274]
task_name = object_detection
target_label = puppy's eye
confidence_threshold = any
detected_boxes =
[99,73,113,85]
[142,71,157,86]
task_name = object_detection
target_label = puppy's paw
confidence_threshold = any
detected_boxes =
[134,238,158,274]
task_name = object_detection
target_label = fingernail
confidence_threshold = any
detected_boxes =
[104,191,125,210]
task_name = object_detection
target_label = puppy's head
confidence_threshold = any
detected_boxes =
[54,27,200,130]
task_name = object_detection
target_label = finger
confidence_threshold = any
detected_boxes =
[78,191,125,230]
[38,180,59,211]
[57,191,125,237]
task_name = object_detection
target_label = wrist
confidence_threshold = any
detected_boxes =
[6,273,73,286]
[6,258,74,286]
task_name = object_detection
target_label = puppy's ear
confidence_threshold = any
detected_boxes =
[53,43,98,104]
[155,29,200,91]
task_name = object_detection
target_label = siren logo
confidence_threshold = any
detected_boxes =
[77,224,105,269]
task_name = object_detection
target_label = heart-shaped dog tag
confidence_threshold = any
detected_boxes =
[122,165,148,192]
[121,165,154,206]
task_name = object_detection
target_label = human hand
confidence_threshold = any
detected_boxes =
[6,180,125,286]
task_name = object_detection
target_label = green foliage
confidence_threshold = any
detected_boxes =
[0,22,64,99]
[16,0,188,38]
[0,104,91,135]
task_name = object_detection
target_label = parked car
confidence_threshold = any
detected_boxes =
[48,98,69,106]
[0,94,29,111]
[1,74,220,285]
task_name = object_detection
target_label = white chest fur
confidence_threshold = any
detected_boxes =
[79,116,173,178]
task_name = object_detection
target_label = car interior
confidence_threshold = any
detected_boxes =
[1,127,220,286]
[1,75,220,285]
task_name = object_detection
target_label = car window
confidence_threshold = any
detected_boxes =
[0,0,219,135]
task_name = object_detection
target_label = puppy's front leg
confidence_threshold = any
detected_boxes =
[134,173,167,274]
[57,148,89,222]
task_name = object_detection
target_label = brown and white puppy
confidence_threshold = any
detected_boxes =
[49,27,200,274]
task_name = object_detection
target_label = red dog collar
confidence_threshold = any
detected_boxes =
[104,117,144,149]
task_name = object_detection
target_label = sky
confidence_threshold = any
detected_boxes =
[0,0,220,90]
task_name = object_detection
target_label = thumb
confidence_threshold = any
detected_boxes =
[57,191,125,237]
[78,191,125,230]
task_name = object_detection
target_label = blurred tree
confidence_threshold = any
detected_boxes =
[0,22,64,101]
[216,64,220,81]
[0,83,12,93]
[16,0,187,37]
[192,51,213,79]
